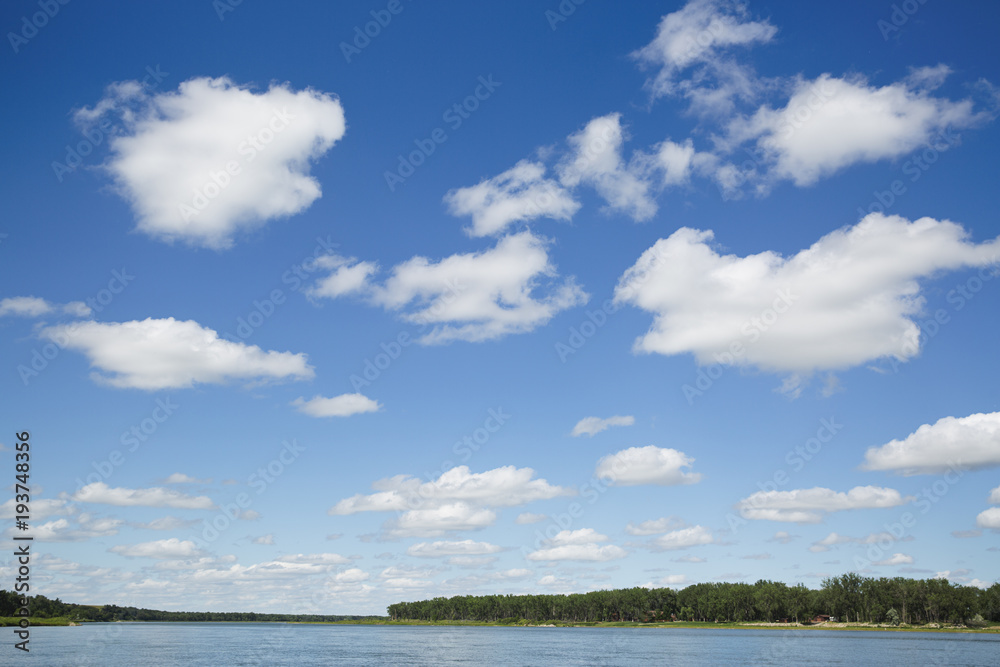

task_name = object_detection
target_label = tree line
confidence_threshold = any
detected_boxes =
[388,574,1000,625]
[0,590,381,623]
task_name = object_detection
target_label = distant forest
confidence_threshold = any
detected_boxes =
[0,590,381,623]
[388,575,1000,625]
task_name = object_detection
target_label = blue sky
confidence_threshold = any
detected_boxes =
[2,0,999,614]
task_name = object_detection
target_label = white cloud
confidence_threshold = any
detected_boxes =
[310,231,587,344]
[808,531,903,553]
[558,113,658,221]
[515,512,547,525]
[392,503,497,539]
[0,498,69,520]
[13,515,123,542]
[862,412,1000,475]
[632,0,776,115]
[306,255,378,299]
[0,296,91,318]
[133,516,200,531]
[274,553,351,565]
[738,486,912,523]
[164,473,211,484]
[252,534,275,545]
[445,160,580,237]
[977,507,1000,530]
[110,538,204,559]
[650,574,691,588]
[596,446,702,486]
[526,529,626,562]
[652,525,715,551]
[873,553,914,566]
[626,516,686,536]
[615,215,1000,377]
[292,393,381,418]
[79,76,346,248]
[41,317,313,390]
[330,465,570,516]
[72,482,214,509]
[673,555,706,563]
[407,540,504,558]
[571,415,635,437]
[990,486,1000,504]
[727,71,984,187]
[334,568,370,583]
[769,531,796,544]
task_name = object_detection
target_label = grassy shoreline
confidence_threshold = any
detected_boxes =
[8,616,996,634]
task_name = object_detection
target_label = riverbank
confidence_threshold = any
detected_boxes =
[6,616,998,634]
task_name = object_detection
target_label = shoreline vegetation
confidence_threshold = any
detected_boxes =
[3,574,998,632]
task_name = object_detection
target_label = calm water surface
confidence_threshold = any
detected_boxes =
[15,623,1000,666]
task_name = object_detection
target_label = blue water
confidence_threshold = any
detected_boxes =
[12,623,1000,665]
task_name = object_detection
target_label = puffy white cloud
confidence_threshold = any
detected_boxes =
[632,0,776,115]
[727,71,984,187]
[769,531,796,544]
[334,568,370,583]
[445,160,579,237]
[0,498,69,520]
[650,574,691,588]
[526,529,626,562]
[292,393,381,418]
[615,215,1000,377]
[0,296,91,318]
[72,482,214,509]
[571,415,635,437]
[873,553,914,566]
[310,231,587,344]
[406,540,504,558]
[596,446,702,486]
[515,512,547,525]
[252,534,275,545]
[12,515,123,542]
[558,113,658,221]
[738,486,912,523]
[626,516,686,536]
[330,465,571,516]
[977,507,1000,530]
[306,255,378,299]
[41,317,313,390]
[110,538,204,559]
[862,412,1000,475]
[990,486,1000,505]
[79,76,346,248]
[652,525,715,550]
[329,466,574,537]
